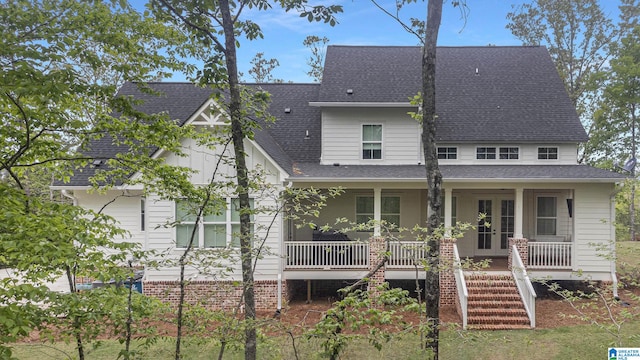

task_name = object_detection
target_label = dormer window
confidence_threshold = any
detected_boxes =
[437,147,457,160]
[362,124,382,160]
[476,147,496,159]
[499,147,519,160]
[538,147,558,160]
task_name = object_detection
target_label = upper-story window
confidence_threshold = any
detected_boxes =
[476,147,496,159]
[538,147,558,160]
[362,124,382,160]
[499,147,519,160]
[437,147,457,159]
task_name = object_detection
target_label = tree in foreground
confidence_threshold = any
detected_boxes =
[149,1,341,359]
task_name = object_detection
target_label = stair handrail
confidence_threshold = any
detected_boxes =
[511,244,537,328]
[453,244,468,329]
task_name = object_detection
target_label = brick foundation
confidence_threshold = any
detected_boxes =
[439,238,457,306]
[508,238,529,270]
[143,279,288,311]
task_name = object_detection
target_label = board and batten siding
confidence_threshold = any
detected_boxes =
[572,183,616,273]
[143,133,284,281]
[321,108,421,165]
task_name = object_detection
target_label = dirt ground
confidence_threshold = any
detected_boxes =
[273,286,640,331]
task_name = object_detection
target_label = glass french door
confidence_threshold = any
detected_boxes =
[476,197,514,256]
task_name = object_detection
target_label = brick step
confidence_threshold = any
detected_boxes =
[463,273,532,330]
[468,300,524,308]
[468,307,528,317]
[467,324,532,330]
[466,279,514,287]
[468,290,520,301]
[468,315,530,325]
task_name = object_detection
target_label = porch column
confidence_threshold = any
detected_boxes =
[373,187,382,236]
[514,187,524,239]
[444,188,453,236]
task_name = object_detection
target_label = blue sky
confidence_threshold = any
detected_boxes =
[156,0,621,83]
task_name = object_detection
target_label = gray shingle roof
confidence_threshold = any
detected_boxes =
[58,46,611,187]
[288,164,624,182]
[319,45,588,143]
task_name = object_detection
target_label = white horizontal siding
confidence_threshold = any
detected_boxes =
[573,184,615,272]
[436,143,579,165]
[74,190,145,247]
[321,107,421,165]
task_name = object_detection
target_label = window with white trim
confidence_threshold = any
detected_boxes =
[356,195,400,226]
[536,196,557,235]
[176,198,254,248]
[362,124,382,159]
[499,147,519,159]
[437,147,457,159]
[538,147,558,160]
[476,147,496,159]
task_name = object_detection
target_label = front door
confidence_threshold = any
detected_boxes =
[475,197,514,256]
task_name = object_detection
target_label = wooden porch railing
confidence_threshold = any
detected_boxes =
[387,241,428,269]
[528,241,572,269]
[284,241,369,269]
[511,244,537,328]
[453,244,468,329]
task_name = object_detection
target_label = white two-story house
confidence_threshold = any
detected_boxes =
[54,45,623,329]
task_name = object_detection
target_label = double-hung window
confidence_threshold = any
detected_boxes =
[362,124,382,160]
[536,196,557,236]
[176,198,254,248]
[356,195,400,226]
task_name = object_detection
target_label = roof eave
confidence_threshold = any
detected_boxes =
[309,102,416,108]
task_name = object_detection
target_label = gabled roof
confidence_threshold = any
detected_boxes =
[58,45,612,188]
[318,45,588,143]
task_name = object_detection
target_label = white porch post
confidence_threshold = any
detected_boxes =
[514,187,524,239]
[444,188,453,237]
[374,187,382,236]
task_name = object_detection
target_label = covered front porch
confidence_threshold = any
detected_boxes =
[283,181,590,277]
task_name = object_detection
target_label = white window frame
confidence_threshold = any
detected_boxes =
[437,147,458,160]
[538,147,559,160]
[175,198,254,249]
[362,124,383,160]
[499,147,519,160]
[535,196,557,236]
[476,146,496,160]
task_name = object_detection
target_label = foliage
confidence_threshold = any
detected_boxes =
[247,52,283,83]
[506,0,640,164]
[1,0,191,358]
[307,284,417,360]
[302,36,330,82]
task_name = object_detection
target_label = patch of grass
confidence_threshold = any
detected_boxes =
[9,320,640,360]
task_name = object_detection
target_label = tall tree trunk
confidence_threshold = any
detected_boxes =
[219,1,257,359]
[631,108,637,241]
[422,0,443,358]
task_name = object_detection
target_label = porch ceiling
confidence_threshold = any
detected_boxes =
[288,164,623,183]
